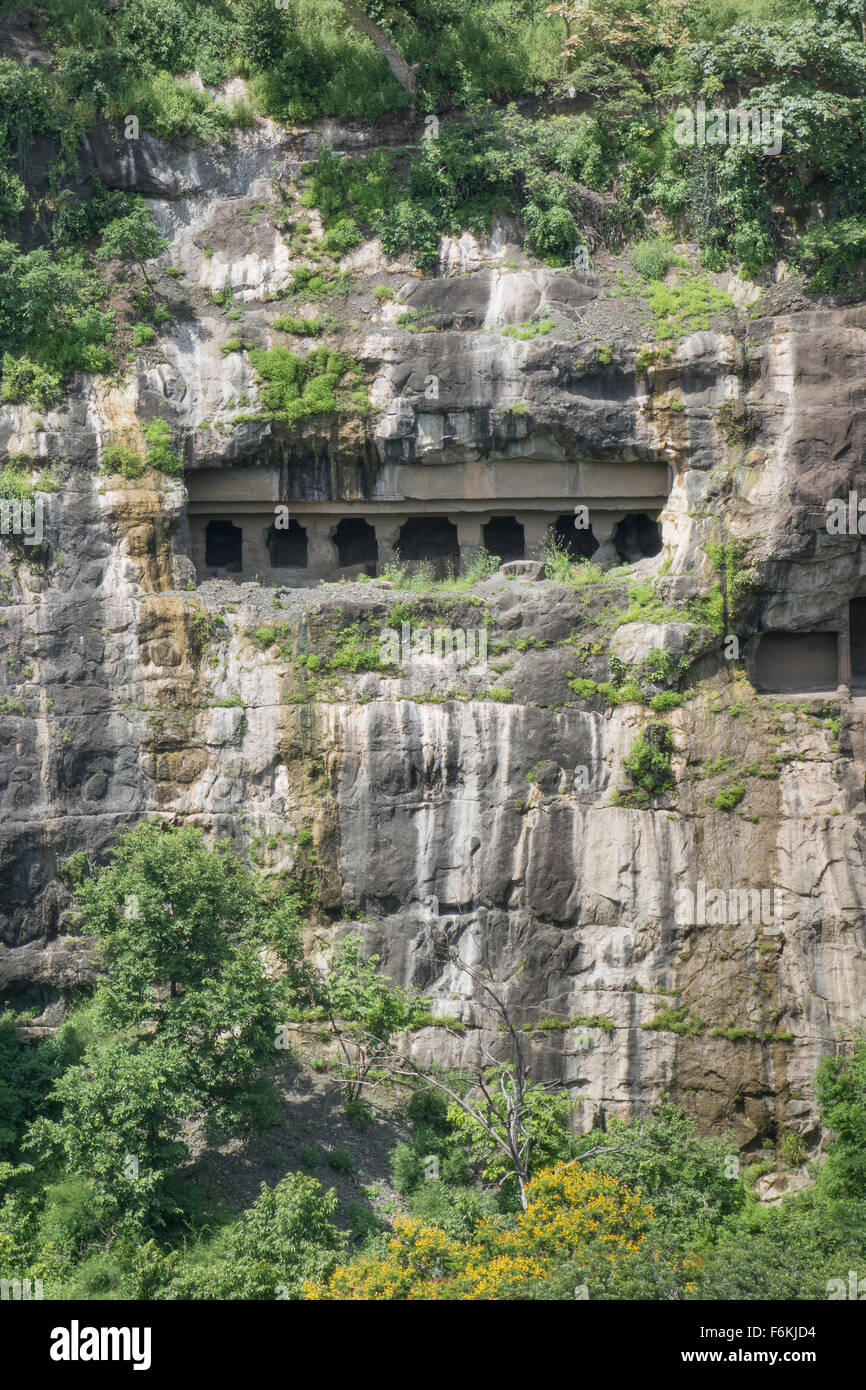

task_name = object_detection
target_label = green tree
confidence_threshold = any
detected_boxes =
[75,824,244,1013]
[26,824,313,1236]
[324,934,427,1102]
[573,1100,746,1245]
[816,1035,866,1198]
[73,822,281,1024]
[234,0,298,69]
[154,1172,346,1299]
[693,1192,866,1300]
[0,1021,63,1162]
[28,1038,190,1235]
[96,199,167,290]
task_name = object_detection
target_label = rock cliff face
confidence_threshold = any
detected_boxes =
[2,117,865,1154]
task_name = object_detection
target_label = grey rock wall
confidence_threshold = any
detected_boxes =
[2,121,865,1152]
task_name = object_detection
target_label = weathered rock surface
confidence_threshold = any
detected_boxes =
[2,120,866,1153]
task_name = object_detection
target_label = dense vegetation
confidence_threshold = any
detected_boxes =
[0,823,864,1300]
[2,3,866,1301]
[2,1,866,410]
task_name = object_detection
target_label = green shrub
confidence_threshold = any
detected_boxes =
[569,677,599,698]
[377,201,440,271]
[0,237,116,405]
[0,459,34,500]
[606,680,643,706]
[622,723,675,799]
[273,314,324,337]
[327,630,389,672]
[779,1130,808,1168]
[407,1183,497,1240]
[630,237,674,281]
[0,354,62,409]
[793,215,866,294]
[649,691,683,711]
[163,1172,345,1300]
[541,534,604,587]
[249,345,364,425]
[712,784,745,812]
[328,1147,353,1174]
[287,266,355,298]
[643,649,676,683]
[642,1006,705,1036]
[344,1200,383,1242]
[463,547,501,583]
[137,71,243,145]
[0,1019,63,1161]
[522,200,581,263]
[131,323,156,347]
[321,217,361,256]
[101,443,146,479]
[344,1097,374,1132]
[391,1142,425,1194]
[38,1177,106,1262]
[646,275,734,340]
[144,417,183,474]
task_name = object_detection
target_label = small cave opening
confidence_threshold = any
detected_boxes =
[851,599,866,693]
[483,516,525,563]
[267,519,308,568]
[397,516,460,576]
[335,517,378,572]
[754,632,839,693]
[205,519,242,572]
[553,514,599,559]
[613,512,662,562]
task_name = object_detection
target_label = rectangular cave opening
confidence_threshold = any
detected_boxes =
[753,631,839,693]
[483,516,525,562]
[335,516,378,571]
[205,519,242,572]
[267,518,308,568]
[396,516,461,578]
[850,598,866,693]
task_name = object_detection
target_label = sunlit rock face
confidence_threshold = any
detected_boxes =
[2,120,866,1153]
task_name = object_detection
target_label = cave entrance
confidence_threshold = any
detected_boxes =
[613,512,662,562]
[553,514,599,559]
[397,516,460,577]
[267,519,308,568]
[483,516,525,563]
[850,599,866,692]
[205,519,242,572]
[335,517,378,572]
[754,632,839,693]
